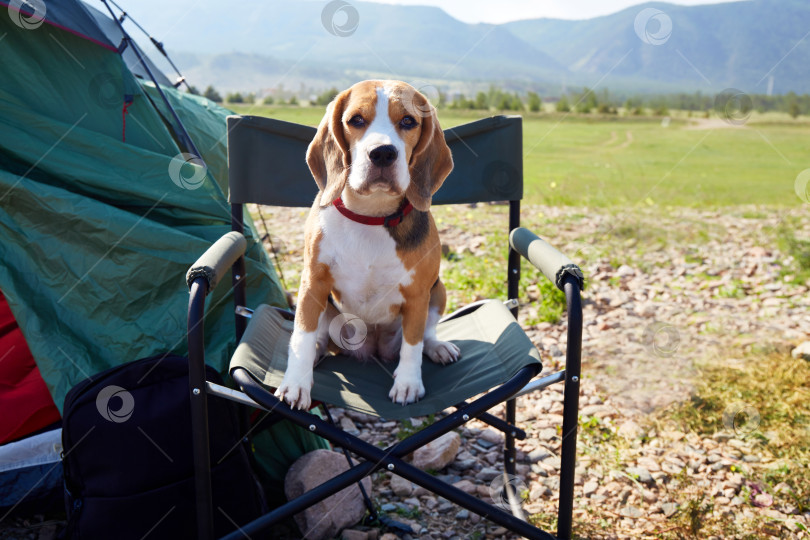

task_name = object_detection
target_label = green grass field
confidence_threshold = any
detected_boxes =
[229,104,808,207]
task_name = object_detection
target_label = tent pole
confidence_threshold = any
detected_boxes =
[100,0,204,159]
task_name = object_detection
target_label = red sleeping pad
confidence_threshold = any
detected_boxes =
[0,291,61,445]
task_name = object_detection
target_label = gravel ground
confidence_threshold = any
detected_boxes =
[3,204,807,540]
[261,203,809,539]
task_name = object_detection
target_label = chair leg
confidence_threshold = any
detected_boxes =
[188,280,214,540]
[557,277,584,540]
[502,397,527,520]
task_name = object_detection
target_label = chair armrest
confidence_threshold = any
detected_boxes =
[185,231,247,294]
[509,227,584,291]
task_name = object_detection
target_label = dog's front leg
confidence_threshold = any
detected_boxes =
[389,292,428,405]
[275,265,332,410]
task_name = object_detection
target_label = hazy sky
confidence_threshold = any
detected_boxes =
[372,0,742,24]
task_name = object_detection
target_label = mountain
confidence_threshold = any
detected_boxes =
[124,0,810,94]
[506,0,810,94]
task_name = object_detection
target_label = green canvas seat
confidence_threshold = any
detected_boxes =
[231,301,541,420]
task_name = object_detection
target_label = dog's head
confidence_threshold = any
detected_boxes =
[306,80,453,211]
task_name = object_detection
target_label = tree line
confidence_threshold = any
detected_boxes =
[194,84,810,118]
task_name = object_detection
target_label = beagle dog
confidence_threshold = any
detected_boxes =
[275,80,459,409]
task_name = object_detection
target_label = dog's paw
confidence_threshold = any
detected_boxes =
[425,339,460,365]
[274,375,313,410]
[388,369,425,405]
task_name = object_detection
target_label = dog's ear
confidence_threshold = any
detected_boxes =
[407,102,453,212]
[306,90,351,204]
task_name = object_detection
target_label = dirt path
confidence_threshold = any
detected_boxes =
[684,117,749,130]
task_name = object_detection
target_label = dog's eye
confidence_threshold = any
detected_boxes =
[348,115,365,128]
[399,115,417,130]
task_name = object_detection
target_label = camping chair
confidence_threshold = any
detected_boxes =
[186,114,585,539]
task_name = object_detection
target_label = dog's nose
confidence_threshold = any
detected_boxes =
[368,145,398,168]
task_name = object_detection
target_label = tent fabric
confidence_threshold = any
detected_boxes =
[0,291,60,445]
[0,7,287,412]
[83,3,174,87]
[1,0,115,51]
[232,301,542,420]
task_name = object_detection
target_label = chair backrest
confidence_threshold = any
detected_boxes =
[227,114,522,207]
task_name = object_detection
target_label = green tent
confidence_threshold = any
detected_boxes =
[0,0,287,411]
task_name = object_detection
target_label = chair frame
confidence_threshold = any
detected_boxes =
[186,116,584,540]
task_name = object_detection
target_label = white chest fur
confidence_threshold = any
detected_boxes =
[317,206,413,324]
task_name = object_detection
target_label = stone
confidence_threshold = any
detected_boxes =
[390,475,413,497]
[412,432,461,471]
[475,467,501,482]
[620,505,642,518]
[712,431,734,442]
[583,481,598,496]
[452,479,477,494]
[626,466,654,485]
[340,416,359,435]
[479,428,503,444]
[528,448,552,463]
[403,497,421,508]
[618,420,643,439]
[341,530,368,540]
[617,265,636,277]
[380,503,397,512]
[791,341,810,360]
[453,458,476,471]
[662,502,679,517]
[531,485,552,499]
[636,457,661,472]
[455,509,469,520]
[285,450,373,540]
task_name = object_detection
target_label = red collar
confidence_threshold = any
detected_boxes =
[332,197,414,227]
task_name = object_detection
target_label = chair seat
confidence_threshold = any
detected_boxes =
[230,300,542,420]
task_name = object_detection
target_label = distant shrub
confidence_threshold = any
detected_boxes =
[597,103,617,114]
[556,96,570,112]
[262,96,275,105]
[203,85,222,103]
[315,87,339,106]
[527,91,542,112]
[226,92,244,103]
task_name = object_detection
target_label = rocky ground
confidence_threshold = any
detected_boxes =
[256,203,810,539]
[3,204,808,539]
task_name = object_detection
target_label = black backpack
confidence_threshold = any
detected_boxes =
[62,354,267,539]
